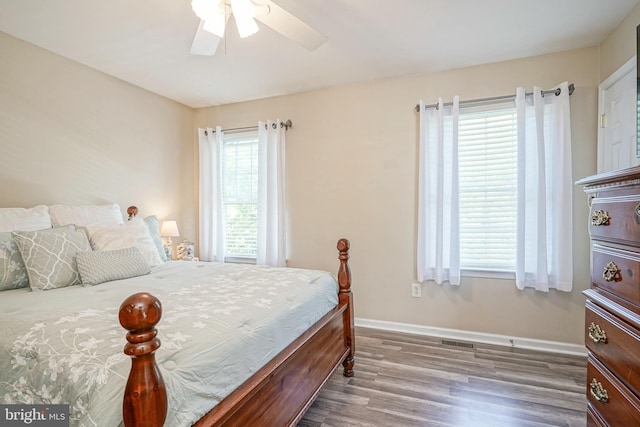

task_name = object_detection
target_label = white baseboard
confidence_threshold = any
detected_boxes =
[355,318,587,357]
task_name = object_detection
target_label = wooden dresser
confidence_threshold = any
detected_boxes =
[577,166,640,426]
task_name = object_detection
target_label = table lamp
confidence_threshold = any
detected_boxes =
[160,220,180,260]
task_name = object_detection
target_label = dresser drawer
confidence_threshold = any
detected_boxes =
[590,196,640,246]
[586,301,640,396]
[586,404,607,427]
[592,244,640,306]
[587,355,640,426]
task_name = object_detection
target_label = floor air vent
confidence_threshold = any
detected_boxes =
[441,339,475,349]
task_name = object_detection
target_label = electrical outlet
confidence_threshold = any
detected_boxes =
[411,282,422,298]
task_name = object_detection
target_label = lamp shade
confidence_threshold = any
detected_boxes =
[160,220,180,237]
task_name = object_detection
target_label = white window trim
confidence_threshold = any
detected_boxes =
[224,256,256,265]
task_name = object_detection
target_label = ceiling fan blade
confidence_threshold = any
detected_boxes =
[255,1,327,51]
[190,20,222,56]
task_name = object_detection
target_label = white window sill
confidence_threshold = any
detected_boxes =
[224,256,256,265]
[460,269,515,280]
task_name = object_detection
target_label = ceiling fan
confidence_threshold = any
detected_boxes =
[190,0,327,55]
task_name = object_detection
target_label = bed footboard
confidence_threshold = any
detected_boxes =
[120,238,354,427]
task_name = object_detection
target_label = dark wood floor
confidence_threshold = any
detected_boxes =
[298,327,587,427]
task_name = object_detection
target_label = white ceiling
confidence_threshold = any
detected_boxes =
[0,0,638,108]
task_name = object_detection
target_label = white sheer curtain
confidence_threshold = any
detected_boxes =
[198,126,225,262]
[515,82,573,292]
[257,120,287,267]
[417,97,461,285]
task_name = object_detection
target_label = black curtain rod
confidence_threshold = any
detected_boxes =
[414,83,574,112]
[206,119,293,135]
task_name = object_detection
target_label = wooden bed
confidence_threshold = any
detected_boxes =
[119,236,355,427]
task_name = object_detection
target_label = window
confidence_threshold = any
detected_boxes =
[418,86,572,288]
[458,103,517,272]
[199,122,287,266]
[222,130,258,259]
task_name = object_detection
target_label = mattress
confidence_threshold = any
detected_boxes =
[0,261,339,426]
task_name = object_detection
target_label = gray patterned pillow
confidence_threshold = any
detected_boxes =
[0,232,29,291]
[76,247,150,286]
[12,225,91,291]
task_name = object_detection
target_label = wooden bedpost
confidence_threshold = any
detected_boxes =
[127,206,138,220]
[337,238,355,377]
[119,292,167,427]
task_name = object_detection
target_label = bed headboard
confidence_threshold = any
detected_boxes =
[127,206,138,220]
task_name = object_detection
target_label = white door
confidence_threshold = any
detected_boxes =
[598,56,639,173]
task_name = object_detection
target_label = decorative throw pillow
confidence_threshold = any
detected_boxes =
[143,215,167,263]
[0,232,29,291]
[49,204,124,228]
[0,205,51,232]
[12,225,91,291]
[88,218,163,267]
[76,247,150,286]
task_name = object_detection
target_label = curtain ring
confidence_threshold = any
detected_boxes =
[543,88,561,98]
[272,123,277,129]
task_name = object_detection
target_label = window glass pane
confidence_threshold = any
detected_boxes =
[458,106,517,271]
[224,202,257,256]
[222,132,258,257]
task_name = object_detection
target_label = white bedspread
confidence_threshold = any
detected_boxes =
[0,261,339,426]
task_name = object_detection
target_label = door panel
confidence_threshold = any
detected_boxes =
[599,59,639,173]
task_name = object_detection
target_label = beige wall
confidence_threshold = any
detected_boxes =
[195,46,600,345]
[600,2,640,81]
[0,32,196,241]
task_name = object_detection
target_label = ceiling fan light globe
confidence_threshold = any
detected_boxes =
[235,16,259,38]
[191,0,223,21]
[202,12,226,37]
[231,0,258,38]
[230,0,256,19]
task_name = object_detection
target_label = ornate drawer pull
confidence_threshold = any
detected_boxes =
[588,322,607,344]
[636,204,640,218]
[590,378,609,403]
[591,210,610,226]
[602,262,621,282]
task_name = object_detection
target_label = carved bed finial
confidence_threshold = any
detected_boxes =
[337,238,351,293]
[127,206,138,221]
[119,293,167,427]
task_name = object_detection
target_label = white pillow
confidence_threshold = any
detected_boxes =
[0,205,51,232]
[50,204,124,228]
[88,218,163,267]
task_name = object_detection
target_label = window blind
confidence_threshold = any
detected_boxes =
[458,106,517,271]
[222,133,258,257]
